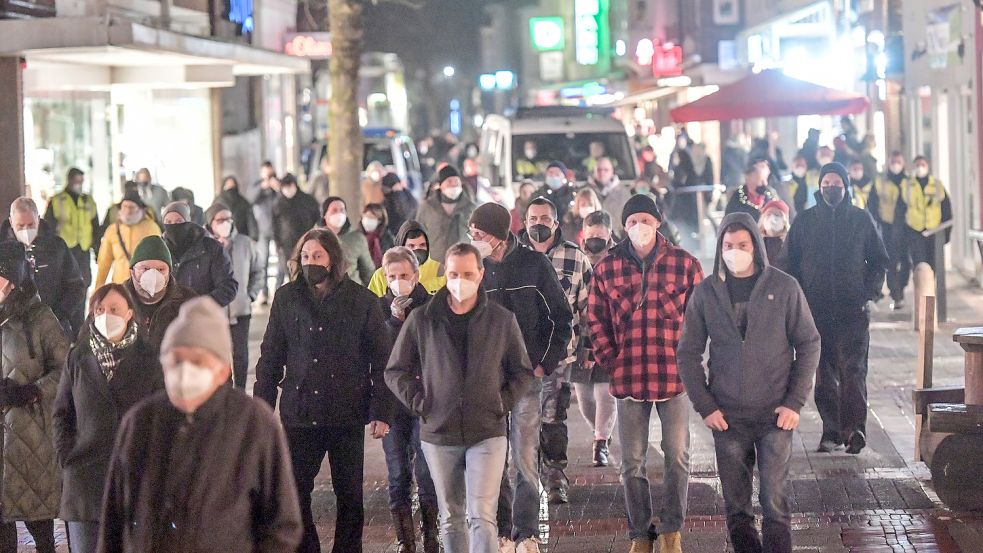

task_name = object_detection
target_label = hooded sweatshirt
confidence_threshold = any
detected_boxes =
[367,220,447,297]
[677,212,821,420]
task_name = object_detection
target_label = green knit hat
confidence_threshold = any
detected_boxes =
[129,235,173,271]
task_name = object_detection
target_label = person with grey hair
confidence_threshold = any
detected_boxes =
[42,167,100,287]
[2,196,86,337]
[99,297,303,552]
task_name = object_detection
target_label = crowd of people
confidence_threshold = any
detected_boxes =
[0,127,951,553]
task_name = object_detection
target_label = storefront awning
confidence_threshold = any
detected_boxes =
[669,69,869,123]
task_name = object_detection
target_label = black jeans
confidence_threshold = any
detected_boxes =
[69,246,91,288]
[713,418,793,553]
[0,519,55,553]
[907,226,939,272]
[815,314,870,444]
[230,315,251,389]
[287,425,365,553]
[882,223,910,301]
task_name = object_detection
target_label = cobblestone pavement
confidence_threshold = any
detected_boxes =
[18,279,983,552]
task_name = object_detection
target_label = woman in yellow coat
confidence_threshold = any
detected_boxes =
[95,191,161,286]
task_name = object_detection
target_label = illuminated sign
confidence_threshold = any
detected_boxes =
[530,17,565,52]
[652,42,683,77]
[227,0,254,33]
[575,0,600,65]
[283,33,332,59]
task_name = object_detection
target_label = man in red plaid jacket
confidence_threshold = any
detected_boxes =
[587,193,704,553]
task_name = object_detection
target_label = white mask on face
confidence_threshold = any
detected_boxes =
[327,212,348,229]
[361,217,379,233]
[94,313,127,341]
[164,361,214,404]
[889,162,904,175]
[442,186,463,201]
[389,278,414,297]
[14,228,37,246]
[915,166,929,178]
[792,167,807,179]
[471,239,494,258]
[627,223,656,249]
[722,248,755,275]
[578,206,595,219]
[282,186,297,199]
[849,171,864,181]
[764,214,785,234]
[138,268,167,296]
[447,278,479,302]
[214,220,233,238]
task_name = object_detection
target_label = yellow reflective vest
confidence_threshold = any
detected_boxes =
[48,192,97,250]
[852,180,873,210]
[873,176,901,225]
[901,176,947,232]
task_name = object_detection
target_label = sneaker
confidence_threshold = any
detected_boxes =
[892,299,905,311]
[628,538,653,553]
[656,532,682,553]
[515,538,541,553]
[845,431,867,454]
[498,537,515,553]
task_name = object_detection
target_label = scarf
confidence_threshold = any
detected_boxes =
[89,321,139,381]
[365,230,383,267]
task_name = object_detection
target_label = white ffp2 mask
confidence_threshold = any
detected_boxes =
[164,361,214,404]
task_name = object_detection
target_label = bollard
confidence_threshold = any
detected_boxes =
[912,262,935,331]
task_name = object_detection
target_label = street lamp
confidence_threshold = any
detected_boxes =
[443,65,455,78]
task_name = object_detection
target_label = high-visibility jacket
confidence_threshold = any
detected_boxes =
[873,175,901,225]
[852,181,873,210]
[901,176,947,232]
[48,192,97,250]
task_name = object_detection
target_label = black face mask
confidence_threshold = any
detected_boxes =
[302,264,330,285]
[821,186,844,206]
[584,237,608,254]
[413,248,429,266]
[528,224,553,243]
[755,185,768,195]
[164,222,196,247]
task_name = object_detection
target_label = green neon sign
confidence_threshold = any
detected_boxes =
[530,17,565,52]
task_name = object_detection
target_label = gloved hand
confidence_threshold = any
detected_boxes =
[391,295,414,321]
[0,379,40,408]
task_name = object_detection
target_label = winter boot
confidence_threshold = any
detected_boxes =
[391,504,417,553]
[420,500,441,553]
[593,439,610,467]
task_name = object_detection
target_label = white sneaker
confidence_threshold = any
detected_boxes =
[515,538,541,553]
[498,536,516,553]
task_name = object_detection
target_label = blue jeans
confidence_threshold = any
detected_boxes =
[497,379,543,541]
[422,437,508,553]
[713,418,793,553]
[617,394,690,539]
[383,407,437,509]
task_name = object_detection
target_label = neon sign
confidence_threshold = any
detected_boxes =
[283,33,333,59]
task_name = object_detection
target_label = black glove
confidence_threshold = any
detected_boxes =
[0,378,41,408]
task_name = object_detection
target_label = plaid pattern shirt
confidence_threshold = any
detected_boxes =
[587,233,704,401]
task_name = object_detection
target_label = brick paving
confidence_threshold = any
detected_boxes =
[16,280,983,551]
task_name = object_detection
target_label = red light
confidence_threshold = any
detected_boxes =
[284,35,332,58]
[652,42,682,78]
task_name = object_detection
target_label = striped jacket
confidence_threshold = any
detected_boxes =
[587,233,703,401]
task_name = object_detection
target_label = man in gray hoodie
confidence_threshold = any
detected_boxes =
[678,212,821,553]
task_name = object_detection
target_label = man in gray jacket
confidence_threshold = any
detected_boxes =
[678,212,820,553]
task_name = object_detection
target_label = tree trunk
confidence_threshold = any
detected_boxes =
[328,0,364,213]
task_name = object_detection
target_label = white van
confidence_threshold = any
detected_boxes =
[479,107,638,207]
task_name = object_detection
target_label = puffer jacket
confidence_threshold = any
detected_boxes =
[164,224,238,307]
[95,216,161,286]
[0,295,70,521]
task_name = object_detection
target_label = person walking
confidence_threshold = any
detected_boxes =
[587,194,704,553]
[789,155,813,216]
[780,162,888,454]
[161,202,237,307]
[415,165,476,264]
[272,174,321,290]
[123,236,195,351]
[42,167,100,287]
[321,197,376,285]
[133,168,170,217]
[898,156,953,276]
[529,162,576,223]
[169,187,205,226]
[386,243,534,553]
[254,228,393,553]
[758,199,791,264]
[725,165,778,222]
[382,172,419,236]
[467,203,573,553]
[517,197,592,505]
[246,162,278,304]
[367,220,446,296]
[0,241,69,553]
[361,203,397,268]
[205,203,263,389]
[561,187,602,246]
[95,191,161,286]
[867,151,909,309]
[52,283,163,553]
[98,297,302,552]
[570,210,617,467]
[585,157,632,236]
[5,197,86,338]
[378,247,439,553]
[847,159,873,210]
[678,213,820,553]
[217,176,259,239]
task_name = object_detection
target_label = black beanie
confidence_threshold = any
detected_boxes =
[621,193,663,227]
[437,165,460,184]
[468,202,512,241]
[819,162,850,187]
[0,242,28,286]
[381,172,401,189]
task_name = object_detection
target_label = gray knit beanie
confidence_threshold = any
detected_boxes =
[161,201,191,223]
[160,296,233,364]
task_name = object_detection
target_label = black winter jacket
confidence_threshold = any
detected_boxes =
[123,278,195,352]
[216,188,259,239]
[272,191,320,252]
[164,224,238,307]
[254,277,393,428]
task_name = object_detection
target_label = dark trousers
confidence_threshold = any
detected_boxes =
[69,246,92,288]
[382,408,437,509]
[67,520,99,553]
[230,315,251,389]
[287,425,365,553]
[256,234,273,297]
[541,381,571,489]
[882,223,910,301]
[714,418,793,553]
[815,314,870,444]
[906,226,938,271]
[0,519,55,553]
[275,246,291,290]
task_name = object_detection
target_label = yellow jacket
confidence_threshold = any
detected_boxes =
[367,257,446,297]
[95,217,161,285]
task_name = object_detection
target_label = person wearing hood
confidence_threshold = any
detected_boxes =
[678,213,820,553]
[378,247,439,553]
[95,190,162,286]
[757,199,790,265]
[898,156,953,277]
[789,154,814,215]
[205,203,263,389]
[381,172,419,236]
[161,201,237,307]
[272,173,321,290]
[367,220,446,297]
[518,197,593,505]
[169,187,205,226]
[5,197,86,338]
[360,203,396,268]
[99,297,303,552]
[867,151,909,309]
[321,196,376,285]
[725,164,778,222]
[133,168,170,218]
[585,157,632,236]
[467,203,573,553]
[0,241,68,553]
[42,167,100,287]
[414,165,476,264]
[586,194,704,553]
[529,161,576,223]
[53,283,163,553]
[218,176,259,239]
[123,235,195,352]
[779,162,888,455]
[386,243,534,553]
[254,228,393,553]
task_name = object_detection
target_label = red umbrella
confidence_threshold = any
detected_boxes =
[670,69,870,123]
